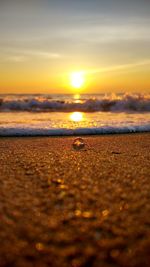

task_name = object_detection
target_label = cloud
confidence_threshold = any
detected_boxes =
[0,48,62,63]
[85,60,150,75]
[5,55,27,62]
[25,50,61,59]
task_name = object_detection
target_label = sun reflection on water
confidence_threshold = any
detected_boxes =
[73,94,82,103]
[70,112,83,122]
[73,94,80,100]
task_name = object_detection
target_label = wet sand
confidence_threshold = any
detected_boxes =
[0,133,150,267]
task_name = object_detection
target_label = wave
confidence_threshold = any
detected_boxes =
[0,124,150,136]
[0,93,150,112]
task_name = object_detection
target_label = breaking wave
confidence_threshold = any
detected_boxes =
[0,93,150,112]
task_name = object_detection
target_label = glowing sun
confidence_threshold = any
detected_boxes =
[70,71,85,89]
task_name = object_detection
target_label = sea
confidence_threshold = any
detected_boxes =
[0,93,150,136]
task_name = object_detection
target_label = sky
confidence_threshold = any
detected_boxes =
[0,0,150,94]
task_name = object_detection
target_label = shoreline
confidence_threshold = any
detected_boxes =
[0,133,150,267]
[0,130,150,138]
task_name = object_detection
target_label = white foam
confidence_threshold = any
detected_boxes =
[0,124,150,136]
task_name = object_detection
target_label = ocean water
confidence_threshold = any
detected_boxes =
[0,93,150,136]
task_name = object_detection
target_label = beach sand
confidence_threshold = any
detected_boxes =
[0,133,150,267]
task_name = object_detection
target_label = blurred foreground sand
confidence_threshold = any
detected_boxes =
[0,134,150,267]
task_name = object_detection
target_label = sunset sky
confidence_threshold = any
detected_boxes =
[0,0,150,94]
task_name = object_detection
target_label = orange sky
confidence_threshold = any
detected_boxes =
[0,0,150,94]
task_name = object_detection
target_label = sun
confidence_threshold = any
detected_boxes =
[70,71,85,89]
